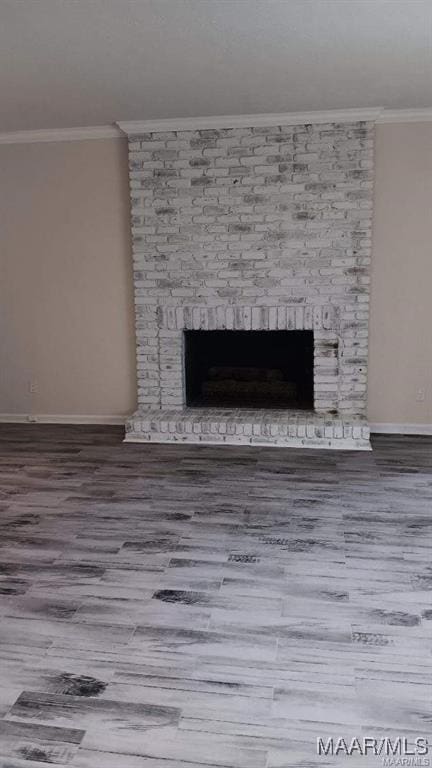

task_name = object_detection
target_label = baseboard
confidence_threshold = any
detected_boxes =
[1,415,430,435]
[0,413,126,425]
[370,422,432,436]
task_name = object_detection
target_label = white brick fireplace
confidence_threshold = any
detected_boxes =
[119,113,375,449]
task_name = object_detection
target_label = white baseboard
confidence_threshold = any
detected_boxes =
[370,422,432,436]
[0,413,126,425]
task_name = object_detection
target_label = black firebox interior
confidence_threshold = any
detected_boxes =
[184,330,314,409]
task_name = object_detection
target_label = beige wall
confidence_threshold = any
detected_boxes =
[0,124,431,425]
[368,122,432,425]
[0,138,137,418]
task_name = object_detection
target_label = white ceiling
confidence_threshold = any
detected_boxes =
[1,0,431,133]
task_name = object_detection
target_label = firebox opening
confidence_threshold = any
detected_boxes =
[184,330,314,409]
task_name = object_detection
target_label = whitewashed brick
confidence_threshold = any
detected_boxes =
[125,120,374,444]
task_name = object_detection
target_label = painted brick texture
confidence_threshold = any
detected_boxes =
[126,121,374,417]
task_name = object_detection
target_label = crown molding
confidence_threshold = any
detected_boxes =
[0,124,123,145]
[117,108,383,134]
[376,108,432,124]
[0,108,431,145]
[118,107,432,135]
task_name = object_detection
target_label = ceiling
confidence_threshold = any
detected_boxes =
[1,0,431,133]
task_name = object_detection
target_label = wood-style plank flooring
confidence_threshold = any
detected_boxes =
[0,425,431,767]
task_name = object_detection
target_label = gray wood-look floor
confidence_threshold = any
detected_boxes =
[0,425,431,768]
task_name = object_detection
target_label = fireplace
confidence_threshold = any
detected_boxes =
[121,116,374,449]
[184,330,314,409]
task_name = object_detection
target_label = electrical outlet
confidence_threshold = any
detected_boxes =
[28,380,38,394]
[416,388,425,402]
